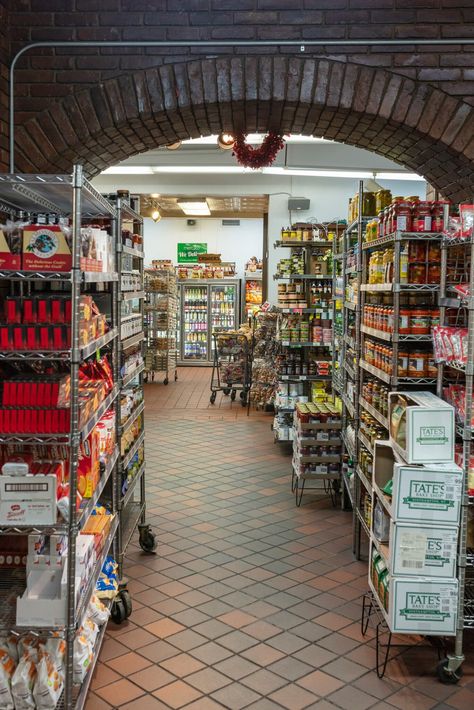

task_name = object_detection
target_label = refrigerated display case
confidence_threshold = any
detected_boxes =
[179,279,240,364]
[243,272,263,319]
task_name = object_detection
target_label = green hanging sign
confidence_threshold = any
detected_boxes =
[177,243,208,263]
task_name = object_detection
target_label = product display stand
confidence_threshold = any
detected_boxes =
[116,198,156,580]
[144,266,178,385]
[0,167,120,708]
[435,222,474,681]
[339,182,371,549]
[273,226,341,504]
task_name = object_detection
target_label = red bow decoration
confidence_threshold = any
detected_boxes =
[232,132,286,169]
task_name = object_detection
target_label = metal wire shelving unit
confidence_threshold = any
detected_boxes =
[116,199,156,575]
[434,227,474,681]
[0,167,120,709]
[144,266,178,385]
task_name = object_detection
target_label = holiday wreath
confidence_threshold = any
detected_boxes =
[232,131,286,169]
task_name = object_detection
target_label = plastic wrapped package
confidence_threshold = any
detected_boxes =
[0,649,15,710]
[33,652,64,710]
[73,633,93,685]
[88,595,110,626]
[11,654,36,710]
[0,636,18,663]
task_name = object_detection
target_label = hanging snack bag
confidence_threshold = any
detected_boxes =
[0,649,15,710]
[33,652,64,710]
[11,653,36,710]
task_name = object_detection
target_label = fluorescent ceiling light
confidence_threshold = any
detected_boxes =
[100,164,424,181]
[101,166,153,174]
[182,134,331,145]
[152,166,254,174]
[178,200,211,216]
[376,172,425,181]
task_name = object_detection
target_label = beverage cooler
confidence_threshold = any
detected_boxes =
[178,280,241,365]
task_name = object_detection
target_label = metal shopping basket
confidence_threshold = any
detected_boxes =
[209,331,252,406]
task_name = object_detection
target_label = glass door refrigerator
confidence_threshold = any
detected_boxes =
[209,281,240,360]
[179,280,240,365]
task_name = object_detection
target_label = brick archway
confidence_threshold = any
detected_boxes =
[14,55,474,202]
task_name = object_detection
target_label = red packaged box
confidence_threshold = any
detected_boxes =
[0,228,21,270]
[23,297,35,323]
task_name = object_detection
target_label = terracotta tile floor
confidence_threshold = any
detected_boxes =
[86,368,474,709]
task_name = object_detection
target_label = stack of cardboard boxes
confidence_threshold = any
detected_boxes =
[370,391,462,635]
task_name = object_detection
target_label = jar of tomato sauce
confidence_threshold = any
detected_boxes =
[410,308,431,335]
[398,351,409,377]
[392,199,412,233]
[408,352,427,377]
[399,308,411,334]
[413,201,432,232]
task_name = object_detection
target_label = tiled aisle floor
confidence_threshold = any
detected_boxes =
[86,369,474,710]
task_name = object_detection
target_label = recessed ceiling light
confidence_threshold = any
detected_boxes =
[177,200,211,216]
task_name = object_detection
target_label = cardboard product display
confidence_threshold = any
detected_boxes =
[389,577,458,636]
[22,225,72,272]
[389,391,455,464]
[0,228,21,270]
[389,522,458,579]
[0,474,57,526]
[16,564,68,627]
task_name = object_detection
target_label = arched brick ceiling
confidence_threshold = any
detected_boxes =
[14,55,474,202]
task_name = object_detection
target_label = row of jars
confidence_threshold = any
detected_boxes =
[364,339,437,377]
[295,401,341,424]
[361,380,390,418]
[363,305,440,334]
[359,412,387,445]
[364,199,449,240]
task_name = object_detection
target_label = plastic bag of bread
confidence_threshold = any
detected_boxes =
[88,595,110,626]
[11,653,36,710]
[33,650,64,710]
[73,632,93,685]
[0,649,15,710]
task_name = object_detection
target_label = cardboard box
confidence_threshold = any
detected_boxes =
[389,391,455,464]
[390,522,458,578]
[0,474,57,526]
[0,228,21,270]
[389,577,458,635]
[22,225,72,272]
[393,462,463,525]
[372,441,463,525]
[16,564,67,627]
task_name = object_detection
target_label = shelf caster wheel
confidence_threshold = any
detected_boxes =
[240,391,246,399]
[231,389,236,401]
[119,589,133,619]
[223,388,231,396]
[210,392,217,404]
[175,372,178,381]
[138,524,157,553]
[111,597,127,625]
[436,659,463,684]
[240,396,247,407]
[164,377,169,385]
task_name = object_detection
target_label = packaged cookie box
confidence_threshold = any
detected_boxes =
[389,391,455,464]
[389,522,458,579]
[0,227,21,270]
[389,577,458,636]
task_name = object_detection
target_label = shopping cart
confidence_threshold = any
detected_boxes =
[210,331,252,406]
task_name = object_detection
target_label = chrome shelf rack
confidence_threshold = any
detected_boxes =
[144,266,179,385]
[0,166,119,709]
[116,198,155,577]
[435,228,474,680]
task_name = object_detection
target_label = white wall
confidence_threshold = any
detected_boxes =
[94,172,427,305]
[143,217,263,277]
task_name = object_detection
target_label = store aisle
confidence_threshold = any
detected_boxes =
[86,370,473,710]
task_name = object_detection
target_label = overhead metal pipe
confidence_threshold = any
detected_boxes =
[9,38,474,171]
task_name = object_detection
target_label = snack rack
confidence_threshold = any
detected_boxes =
[0,166,120,709]
[116,198,156,579]
[434,222,474,682]
[144,266,178,385]
[209,331,252,406]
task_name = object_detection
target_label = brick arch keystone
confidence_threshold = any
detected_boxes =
[14,55,474,202]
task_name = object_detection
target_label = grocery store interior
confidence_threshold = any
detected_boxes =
[2,6,474,710]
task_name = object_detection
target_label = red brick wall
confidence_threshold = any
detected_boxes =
[0,0,10,170]
[2,2,474,199]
